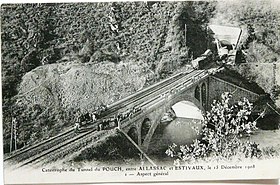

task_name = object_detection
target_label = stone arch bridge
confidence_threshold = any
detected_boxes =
[119,68,265,152]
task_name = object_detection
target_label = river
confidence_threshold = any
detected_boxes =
[148,101,280,164]
[148,101,204,156]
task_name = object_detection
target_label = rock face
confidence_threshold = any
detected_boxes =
[17,61,146,113]
[235,63,280,108]
[15,2,212,114]
[3,61,147,151]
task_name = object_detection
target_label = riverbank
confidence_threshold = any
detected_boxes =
[248,129,280,149]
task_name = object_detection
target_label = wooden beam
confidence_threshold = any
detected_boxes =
[117,128,157,166]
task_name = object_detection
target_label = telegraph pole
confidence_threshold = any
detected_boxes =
[10,118,14,153]
[184,24,187,47]
[273,62,276,87]
[14,118,17,150]
[10,117,18,152]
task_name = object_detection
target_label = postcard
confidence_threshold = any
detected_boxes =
[1,1,280,184]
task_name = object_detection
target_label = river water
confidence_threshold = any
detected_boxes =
[148,117,202,155]
[148,101,204,156]
[148,101,280,163]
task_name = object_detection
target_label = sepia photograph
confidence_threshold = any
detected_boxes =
[1,0,280,184]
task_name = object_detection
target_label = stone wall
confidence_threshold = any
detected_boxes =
[235,63,280,107]
[208,76,260,108]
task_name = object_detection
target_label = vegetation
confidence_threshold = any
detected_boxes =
[211,0,280,108]
[1,2,216,153]
[166,93,265,164]
[72,130,139,163]
[2,1,279,164]
[213,0,280,63]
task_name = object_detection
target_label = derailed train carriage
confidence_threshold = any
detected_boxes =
[191,49,213,69]
[208,25,242,65]
[191,25,242,69]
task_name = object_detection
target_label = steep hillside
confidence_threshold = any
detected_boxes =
[17,61,147,110]
[211,0,280,63]
[234,63,280,107]
[210,0,280,107]
[2,2,215,153]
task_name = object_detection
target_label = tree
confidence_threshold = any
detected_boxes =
[166,92,262,165]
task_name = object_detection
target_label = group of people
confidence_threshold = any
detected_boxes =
[74,105,142,132]
[74,112,96,131]
[74,105,108,131]
[97,106,142,131]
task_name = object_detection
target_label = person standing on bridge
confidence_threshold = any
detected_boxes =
[91,112,97,122]
[74,122,80,131]
[115,114,121,128]
[98,123,103,131]
[74,110,82,131]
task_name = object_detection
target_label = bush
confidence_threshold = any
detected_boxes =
[73,131,139,162]
[166,92,262,165]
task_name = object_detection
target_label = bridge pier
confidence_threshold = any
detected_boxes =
[141,117,161,152]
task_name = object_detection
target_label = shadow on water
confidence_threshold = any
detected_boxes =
[256,114,280,130]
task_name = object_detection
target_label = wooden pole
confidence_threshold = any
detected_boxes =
[235,29,242,50]
[10,118,14,153]
[117,128,157,166]
[267,103,280,116]
[184,24,187,47]
[273,62,276,87]
[14,119,17,150]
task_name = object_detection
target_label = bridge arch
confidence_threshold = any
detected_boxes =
[141,93,205,152]
[167,93,205,114]
[171,101,204,120]
[195,85,200,101]
[127,126,138,144]
[201,82,208,109]
[194,82,208,110]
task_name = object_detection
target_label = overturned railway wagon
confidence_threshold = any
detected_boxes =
[208,24,242,64]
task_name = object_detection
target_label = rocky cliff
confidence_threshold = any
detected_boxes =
[17,61,146,111]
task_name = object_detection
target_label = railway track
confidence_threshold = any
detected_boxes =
[4,129,75,162]
[18,129,98,167]
[4,68,211,168]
